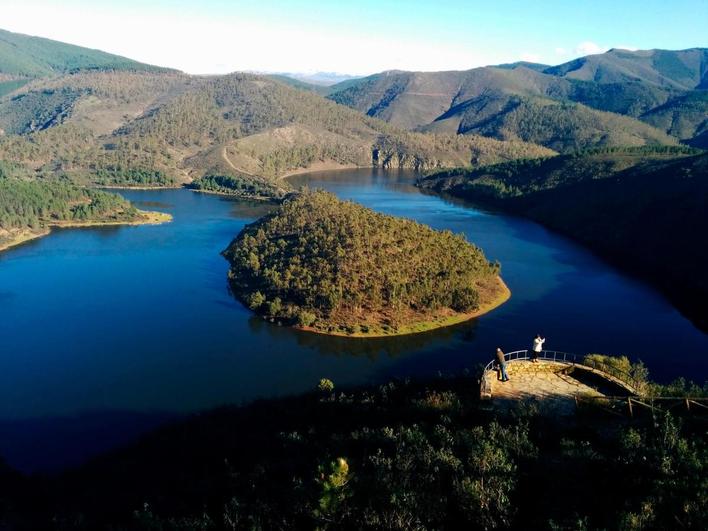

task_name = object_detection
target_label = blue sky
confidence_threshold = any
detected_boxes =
[2,0,707,74]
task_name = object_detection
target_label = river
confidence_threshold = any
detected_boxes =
[1,169,705,472]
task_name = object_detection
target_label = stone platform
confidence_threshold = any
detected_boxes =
[486,359,606,415]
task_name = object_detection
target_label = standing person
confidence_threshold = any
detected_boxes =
[531,333,545,363]
[496,347,509,382]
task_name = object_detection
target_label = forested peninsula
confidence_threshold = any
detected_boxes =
[223,190,508,336]
[0,177,170,252]
[418,147,708,330]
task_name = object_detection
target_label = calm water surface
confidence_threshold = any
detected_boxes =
[1,169,706,471]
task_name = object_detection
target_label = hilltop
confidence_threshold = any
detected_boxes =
[327,48,707,150]
[419,147,708,330]
[222,190,509,336]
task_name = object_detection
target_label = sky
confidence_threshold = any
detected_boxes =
[1,0,706,75]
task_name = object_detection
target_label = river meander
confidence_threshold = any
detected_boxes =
[1,169,705,471]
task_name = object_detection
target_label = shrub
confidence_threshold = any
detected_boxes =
[246,291,265,310]
[318,378,335,393]
[266,297,283,317]
[297,310,317,327]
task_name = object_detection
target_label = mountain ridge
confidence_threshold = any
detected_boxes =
[327,48,708,150]
[0,28,174,78]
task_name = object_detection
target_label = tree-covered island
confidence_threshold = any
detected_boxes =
[223,190,509,336]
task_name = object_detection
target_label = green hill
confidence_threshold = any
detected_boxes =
[222,190,508,335]
[419,147,708,330]
[0,28,173,78]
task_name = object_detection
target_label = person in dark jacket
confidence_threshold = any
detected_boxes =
[496,347,509,382]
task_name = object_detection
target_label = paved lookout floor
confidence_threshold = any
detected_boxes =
[488,360,606,415]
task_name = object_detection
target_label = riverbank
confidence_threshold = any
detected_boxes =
[281,161,363,179]
[0,227,50,252]
[95,185,184,190]
[188,187,275,201]
[0,210,171,253]
[296,276,511,338]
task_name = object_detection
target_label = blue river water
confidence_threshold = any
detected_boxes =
[1,169,705,472]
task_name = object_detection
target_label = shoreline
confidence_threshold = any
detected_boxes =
[280,162,364,180]
[0,210,172,253]
[188,188,276,201]
[293,276,511,338]
[94,185,184,190]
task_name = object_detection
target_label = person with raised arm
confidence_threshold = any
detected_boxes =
[531,333,545,363]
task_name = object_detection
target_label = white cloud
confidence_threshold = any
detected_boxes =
[574,41,608,56]
[520,52,541,63]
[614,44,639,51]
[554,47,567,56]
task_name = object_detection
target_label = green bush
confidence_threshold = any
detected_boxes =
[318,378,335,393]
[297,310,317,327]
[246,291,265,310]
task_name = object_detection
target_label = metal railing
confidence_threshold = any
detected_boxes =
[480,349,644,398]
[575,395,708,419]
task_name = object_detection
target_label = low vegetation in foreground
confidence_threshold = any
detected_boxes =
[0,177,169,250]
[0,362,705,530]
[222,190,507,336]
[418,147,708,331]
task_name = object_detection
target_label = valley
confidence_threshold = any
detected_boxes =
[0,20,706,529]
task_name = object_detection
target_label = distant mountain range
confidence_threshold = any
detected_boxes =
[327,48,708,151]
[277,72,361,86]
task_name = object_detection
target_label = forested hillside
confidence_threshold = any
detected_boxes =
[223,190,507,335]
[0,69,553,198]
[419,148,708,330]
[0,28,172,78]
